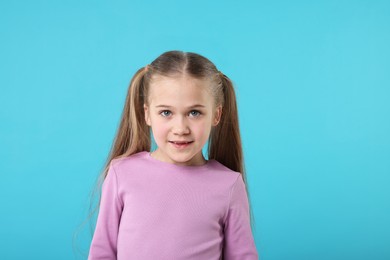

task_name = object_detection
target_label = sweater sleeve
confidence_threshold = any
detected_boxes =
[88,162,123,260]
[223,174,259,260]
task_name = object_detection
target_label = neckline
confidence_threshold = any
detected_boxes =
[143,151,213,171]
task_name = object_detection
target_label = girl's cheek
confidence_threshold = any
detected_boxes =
[197,118,210,127]
[158,123,171,133]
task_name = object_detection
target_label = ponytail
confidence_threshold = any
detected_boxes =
[74,67,151,255]
[208,72,256,234]
[99,66,151,180]
[208,72,244,175]
[110,67,151,162]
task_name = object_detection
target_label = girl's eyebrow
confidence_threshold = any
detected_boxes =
[155,104,206,108]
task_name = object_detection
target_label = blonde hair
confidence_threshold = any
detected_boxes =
[73,50,256,256]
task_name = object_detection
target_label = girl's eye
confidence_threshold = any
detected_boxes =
[189,110,201,117]
[160,110,172,117]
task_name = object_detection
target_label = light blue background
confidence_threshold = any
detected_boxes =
[1,1,389,259]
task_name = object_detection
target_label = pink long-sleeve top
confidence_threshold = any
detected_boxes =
[88,151,258,260]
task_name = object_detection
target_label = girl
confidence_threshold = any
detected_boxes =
[88,50,259,259]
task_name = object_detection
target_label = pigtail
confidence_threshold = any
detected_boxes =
[208,72,244,175]
[74,67,151,257]
[109,67,151,163]
[208,72,256,235]
[98,66,151,180]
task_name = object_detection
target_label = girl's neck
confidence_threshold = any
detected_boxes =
[149,149,207,167]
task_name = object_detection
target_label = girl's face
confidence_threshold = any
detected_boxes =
[144,74,222,166]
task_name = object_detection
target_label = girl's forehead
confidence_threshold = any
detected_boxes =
[149,75,212,94]
[147,75,214,105]
[150,74,211,88]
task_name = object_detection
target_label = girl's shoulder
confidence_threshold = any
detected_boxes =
[207,159,243,184]
[208,159,241,175]
[109,151,149,171]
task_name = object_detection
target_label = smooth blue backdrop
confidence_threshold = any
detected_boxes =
[1,1,389,259]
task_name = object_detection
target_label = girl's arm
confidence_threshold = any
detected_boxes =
[88,162,123,260]
[223,174,259,260]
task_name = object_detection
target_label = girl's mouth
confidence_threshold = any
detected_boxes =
[169,141,194,149]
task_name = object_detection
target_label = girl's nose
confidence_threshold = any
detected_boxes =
[172,117,190,135]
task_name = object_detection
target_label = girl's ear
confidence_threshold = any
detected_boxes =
[213,105,222,126]
[144,104,151,126]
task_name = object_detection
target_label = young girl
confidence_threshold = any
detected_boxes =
[88,50,259,259]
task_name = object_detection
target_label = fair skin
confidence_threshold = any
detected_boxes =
[144,74,222,166]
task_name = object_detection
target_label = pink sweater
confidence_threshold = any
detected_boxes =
[88,151,258,260]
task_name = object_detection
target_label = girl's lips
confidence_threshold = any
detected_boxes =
[170,141,193,144]
[169,141,193,149]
